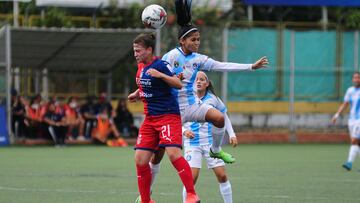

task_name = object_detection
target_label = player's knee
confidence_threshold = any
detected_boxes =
[351,138,359,145]
[168,153,181,162]
[134,155,149,166]
[217,174,228,183]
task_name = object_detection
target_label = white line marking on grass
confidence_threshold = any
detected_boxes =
[259,194,360,201]
[0,186,179,196]
[0,186,136,195]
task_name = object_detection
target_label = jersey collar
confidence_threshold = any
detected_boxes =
[176,47,193,56]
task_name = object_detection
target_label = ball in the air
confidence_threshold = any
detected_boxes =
[141,4,167,29]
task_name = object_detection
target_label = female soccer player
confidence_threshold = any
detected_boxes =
[332,72,360,171]
[146,0,268,195]
[182,71,237,203]
[159,0,268,163]
[129,33,200,203]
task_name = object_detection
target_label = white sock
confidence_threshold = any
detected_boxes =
[211,127,225,153]
[347,145,359,163]
[150,162,160,189]
[219,180,233,203]
[182,186,187,203]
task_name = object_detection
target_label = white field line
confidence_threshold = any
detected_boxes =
[0,186,178,196]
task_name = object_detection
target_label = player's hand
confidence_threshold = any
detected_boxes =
[177,73,184,80]
[252,56,269,70]
[229,137,238,147]
[128,92,139,103]
[183,130,195,139]
[147,68,163,78]
[331,113,339,124]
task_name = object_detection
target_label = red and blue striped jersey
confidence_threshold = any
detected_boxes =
[136,58,180,116]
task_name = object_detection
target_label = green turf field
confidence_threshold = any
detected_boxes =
[0,144,359,203]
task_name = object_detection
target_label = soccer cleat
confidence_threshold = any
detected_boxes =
[134,196,155,203]
[135,190,153,203]
[134,195,141,203]
[209,149,235,164]
[186,193,200,203]
[342,162,352,171]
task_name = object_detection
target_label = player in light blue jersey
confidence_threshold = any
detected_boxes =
[332,72,360,171]
[159,0,267,164]
[181,71,237,203]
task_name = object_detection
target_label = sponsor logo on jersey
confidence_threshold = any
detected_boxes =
[174,61,179,67]
[139,92,153,98]
[136,78,152,86]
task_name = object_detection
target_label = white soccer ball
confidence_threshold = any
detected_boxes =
[141,4,167,29]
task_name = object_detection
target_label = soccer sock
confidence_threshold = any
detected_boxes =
[219,180,233,203]
[171,157,196,195]
[136,164,152,202]
[149,162,160,189]
[182,186,187,203]
[211,127,225,153]
[347,145,359,163]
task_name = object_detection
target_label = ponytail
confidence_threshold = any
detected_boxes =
[175,0,198,40]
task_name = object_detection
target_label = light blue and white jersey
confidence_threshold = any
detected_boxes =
[344,86,360,124]
[183,92,227,147]
[162,47,252,111]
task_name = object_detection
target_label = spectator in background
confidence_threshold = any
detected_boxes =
[95,92,113,117]
[114,98,138,138]
[48,96,63,114]
[25,94,44,138]
[64,96,85,140]
[91,107,127,147]
[43,102,67,146]
[11,89,26,139]
[80,95,97,139]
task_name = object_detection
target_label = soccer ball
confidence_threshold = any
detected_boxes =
[141,4,167,29]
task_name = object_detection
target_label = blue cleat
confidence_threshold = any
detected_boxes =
[342,162,352,171]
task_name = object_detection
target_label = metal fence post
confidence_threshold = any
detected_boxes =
[289,31,296,143]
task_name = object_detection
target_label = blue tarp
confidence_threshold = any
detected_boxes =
[243,0,360,7]
[0,105,9,146]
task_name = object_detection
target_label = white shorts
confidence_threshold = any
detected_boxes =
[181,103,213,124]
[184,145,225,169]
[348,122,360,139]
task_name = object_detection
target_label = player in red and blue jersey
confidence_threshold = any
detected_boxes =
[128,33,200,203]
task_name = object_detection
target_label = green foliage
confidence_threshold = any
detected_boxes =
[99,2,143,28]
[345,9,360,29]
[43,8,72,27]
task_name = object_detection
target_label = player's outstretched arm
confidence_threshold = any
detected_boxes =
[205,56,269,72]
[252,56,269,70]
[146,68,182,89]
[331,102,349,124]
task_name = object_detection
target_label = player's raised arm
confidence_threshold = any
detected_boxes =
[146,68,182,89]
[203,56,269,72]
